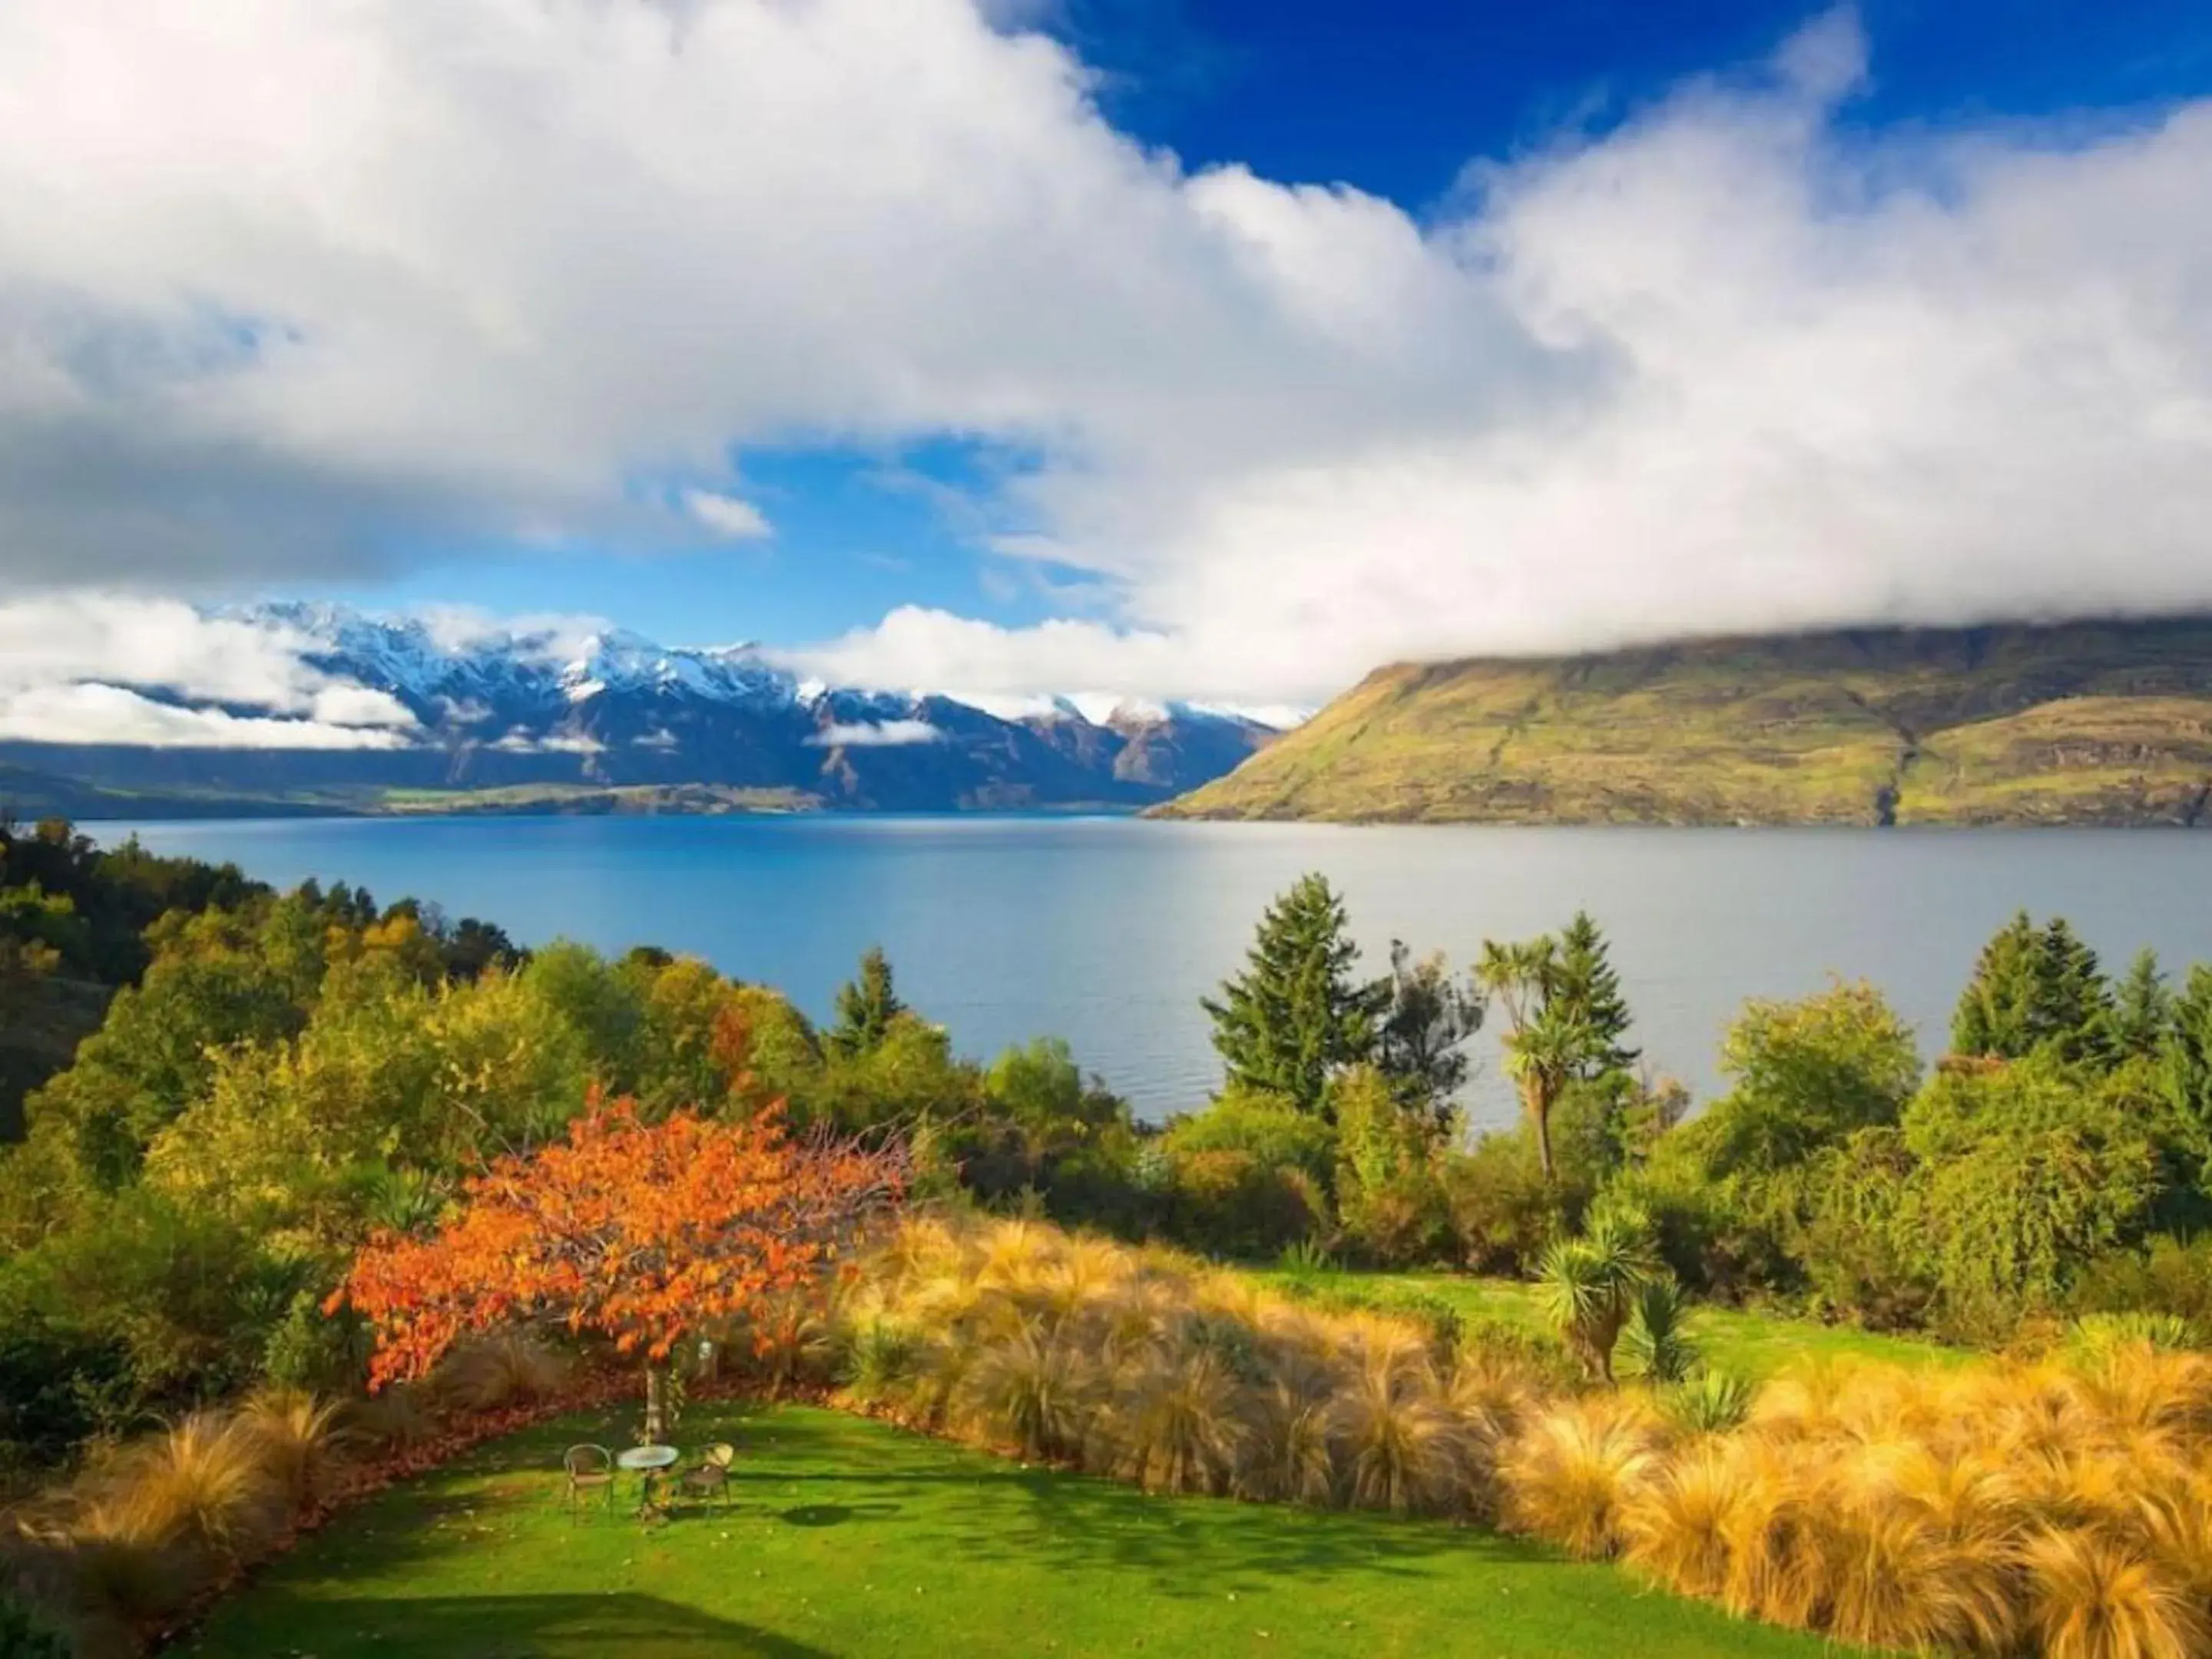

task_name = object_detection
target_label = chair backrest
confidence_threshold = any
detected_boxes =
[705,1442,735,1470]
[565,1443,612,1476]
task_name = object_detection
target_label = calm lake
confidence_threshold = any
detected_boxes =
[88,814,2212,1128]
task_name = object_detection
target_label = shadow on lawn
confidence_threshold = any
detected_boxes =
[690,1406,1550,1597]
[336,1400,1574,1605]
[192,1591,831,1658]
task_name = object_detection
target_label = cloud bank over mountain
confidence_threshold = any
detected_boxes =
[1,2,2210,703]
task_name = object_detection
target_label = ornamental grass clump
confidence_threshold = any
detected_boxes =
[236,1387,351,1513]
[2022,1525,2207,1659]
[1498,1392,1664,1558]
[1619,1439,1753,1599]
[426,1330,570,1414]
[953,1323,1100,1462]
[96,1412,285,1568]
[840,1215,2212,1658]
[1330,1349,1484,1516]
[1103,1345,1247,1494]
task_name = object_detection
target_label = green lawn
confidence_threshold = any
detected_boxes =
[184,1402,1837,1659]
[1263,1270,1965,1379]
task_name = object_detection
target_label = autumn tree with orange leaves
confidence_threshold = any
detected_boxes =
[332,1097,906,1440]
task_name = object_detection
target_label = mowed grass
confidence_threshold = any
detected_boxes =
[1263,1270,1965,1379]
[183,1402,1839,1659]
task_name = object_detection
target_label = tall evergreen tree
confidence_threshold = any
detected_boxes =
[2159,965,2212,1173]
[2113,948,2174,1061]
[1950,912,2114,1067]
[2039,919,2116,1065]
[1951,912,2038,1058]
[828,945,906,1060]
[1554,911,1638,1081]
[1203,873,1386,1115]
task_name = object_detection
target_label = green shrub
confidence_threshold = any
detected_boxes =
[1161,1088,1334,1181]
[1619,1275,1699,1383]
[1899,1066,2161,1339]
[842,1316,924,1407]
[1696,982,1920,1180]
[1276,1237,1333,1277]
[1330,1065,1451,1267]
[0,1589,69,1659]
[1790,1128,1932,1329]
[2062,1310,2199,1360]
[1661,1369,1756,1435]
[1538,1204,1657,1383]
[0,1316,132,1473]
[259,1288,369,1396]
[1440,1131,1570,1275]
[2069,1232,2212,1327]
[1165,1149,1326,1260]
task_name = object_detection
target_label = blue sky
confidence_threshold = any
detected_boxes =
[8,0,2212,727]
[322,0,2212,656]
[1081,0,2212,199]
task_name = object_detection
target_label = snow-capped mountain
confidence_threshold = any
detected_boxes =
[1,604,1287,813]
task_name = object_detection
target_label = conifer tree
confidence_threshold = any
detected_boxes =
[1950,912,2114,1067]
[2038,918,2116,1065]
[1203,873,1386,1115]
[1555,910,1638,1081]
[1951,912,2038,1058]
[828,945,906,1060]
[2159,965,2212,1167]
[2112,948,2174,1061]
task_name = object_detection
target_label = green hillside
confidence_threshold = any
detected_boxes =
[1156,618,2212,825]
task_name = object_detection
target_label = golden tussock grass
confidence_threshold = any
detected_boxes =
[844,1217,2212,1658]
[1498,1392,1662,1558]
[429,1329,569,1413]
[2023,1526,2207,1659]
[236,1386,353,1513]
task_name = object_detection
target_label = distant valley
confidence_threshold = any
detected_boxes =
[1156,618,2212,826]
[0,604,1283,819]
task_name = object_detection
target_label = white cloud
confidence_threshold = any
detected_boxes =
[0,592,421,748]
[0,593,336,711]
[489,730,604,754]
[786,608,1186,701]
[0,683,412,749]
[0,3,2208,701]
[308,683,417,727]
[806,719,945,748]
[684,489,773,541]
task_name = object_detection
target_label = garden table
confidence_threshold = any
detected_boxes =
[618,1443,680,1519]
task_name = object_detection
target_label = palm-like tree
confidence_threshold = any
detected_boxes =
[1476,937,1590,1183]
[1538,1208,1655,1382]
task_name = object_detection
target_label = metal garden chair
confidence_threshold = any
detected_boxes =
[564,1443,617,1520]
[677,1442,737,1508]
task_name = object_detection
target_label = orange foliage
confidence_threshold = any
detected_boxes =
[331,1098,905,1389]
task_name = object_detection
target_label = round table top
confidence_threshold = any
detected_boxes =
[618,1444,680,1471]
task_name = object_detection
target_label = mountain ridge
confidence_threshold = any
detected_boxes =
[1152,618,2212,826]
[0,604,1286,816]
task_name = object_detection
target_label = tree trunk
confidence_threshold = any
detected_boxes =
[1528,1075,1555,1184]
[644,1359,671,1444]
